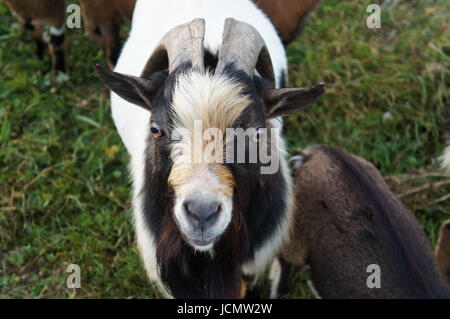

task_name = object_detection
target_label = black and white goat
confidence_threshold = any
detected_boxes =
[96,0,324,298]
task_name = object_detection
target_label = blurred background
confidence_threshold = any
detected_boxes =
[0,0,449,298]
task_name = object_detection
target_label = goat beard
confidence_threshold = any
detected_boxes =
[156,209,247,298]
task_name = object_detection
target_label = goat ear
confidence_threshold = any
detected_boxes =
[264,83,325,119]
[95,64,155,111]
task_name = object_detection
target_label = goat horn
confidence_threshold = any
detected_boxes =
[141,18,205,77]
[216,18,275,86]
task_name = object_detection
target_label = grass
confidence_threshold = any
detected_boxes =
[0,0,449,298]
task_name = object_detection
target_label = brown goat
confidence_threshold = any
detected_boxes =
[272,145,450,298]
[80,0,136,68]
[252,0,321,45]
[436,219,450,287]
[5,0,66,73]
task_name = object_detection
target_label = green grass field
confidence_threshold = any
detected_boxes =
[0,0,449,298]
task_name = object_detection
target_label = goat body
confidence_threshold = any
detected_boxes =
[80,0,136,68]
[252,0,321,45]
[5,0,66,72]
[276,145,450,298]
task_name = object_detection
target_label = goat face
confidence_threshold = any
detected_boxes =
[97,18,324,297]
[165,71,251,250]
[151,68,324,252]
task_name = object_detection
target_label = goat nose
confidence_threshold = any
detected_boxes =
[184,197,221,224]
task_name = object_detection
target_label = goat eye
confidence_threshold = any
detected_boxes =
[150,123,162,138]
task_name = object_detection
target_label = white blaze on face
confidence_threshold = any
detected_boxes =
[167,71,251,251]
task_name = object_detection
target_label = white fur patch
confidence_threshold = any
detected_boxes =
[269,258,282,299]
[290,153,306,170]
[307,280,322,299]
[171,71,250,133]
[169,71,251,168]
[439,145,450,172]
[50,25,65,36]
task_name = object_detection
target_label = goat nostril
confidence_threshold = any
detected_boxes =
[205,204,222,222]
[205,203,222,222]
[184,200,200,222]
[183,201,190,214]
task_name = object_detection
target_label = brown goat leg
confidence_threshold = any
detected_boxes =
[34,38,47,60]
[26,23,46,60]
[80,0,135,69]
[107,34,121,69]
[99,24,121,69]
[277,145,450,298]
[436,219,450,286]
